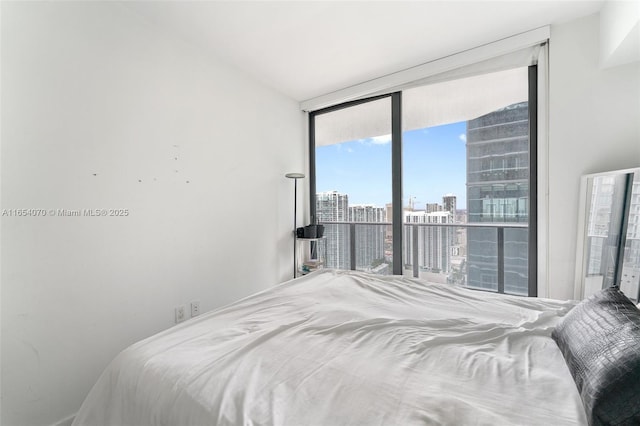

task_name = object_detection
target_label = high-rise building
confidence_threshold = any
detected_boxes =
[404,210,453,274]
[349,204,386,223]
[349,205,387,273]
[466,101,529,295]
[316,191,349,269]
[442,194,457,223]
[425,203,442,213]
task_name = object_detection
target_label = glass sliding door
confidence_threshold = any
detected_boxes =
[311,95,394,274]
[401,67,534,295]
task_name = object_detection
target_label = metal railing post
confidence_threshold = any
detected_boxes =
[350,223,356,271]
[412,225,419,278]
[497,227,505,294]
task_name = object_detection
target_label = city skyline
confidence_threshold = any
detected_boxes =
[316,189,464,217]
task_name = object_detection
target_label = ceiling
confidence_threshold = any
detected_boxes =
[124,1,605,102]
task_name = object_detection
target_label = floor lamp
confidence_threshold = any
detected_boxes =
[285,172,305,278]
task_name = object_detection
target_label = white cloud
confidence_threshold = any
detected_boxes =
[369,134,392,145]
[459,133,467,142]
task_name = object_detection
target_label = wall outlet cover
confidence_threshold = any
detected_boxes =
[175,305,186,323]
[191,301,200,317]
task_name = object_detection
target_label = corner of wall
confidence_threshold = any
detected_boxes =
[599,0,640,68]
[547,11,640,300]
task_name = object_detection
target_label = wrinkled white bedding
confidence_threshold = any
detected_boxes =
[73,270,587,425]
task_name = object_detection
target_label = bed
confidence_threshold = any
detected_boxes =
[72,269,640,425]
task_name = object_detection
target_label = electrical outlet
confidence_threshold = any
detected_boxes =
[191,301,200,317]
[175,305,186,323]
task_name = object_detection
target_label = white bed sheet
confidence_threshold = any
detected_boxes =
[73,270,587,425]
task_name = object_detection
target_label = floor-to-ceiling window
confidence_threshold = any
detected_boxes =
[309,65,538,296]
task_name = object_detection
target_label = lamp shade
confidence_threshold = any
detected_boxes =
[285,172,305,179]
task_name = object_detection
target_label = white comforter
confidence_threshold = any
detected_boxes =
[73,270,587,425]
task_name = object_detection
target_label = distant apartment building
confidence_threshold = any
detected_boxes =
[349,204,386,223]
[349,205,387,273]
[316,192,388,272]
[425,203,442,213]
[466,101,529,295]
[442,194,457,223]
[316,191,349,269]
[404,210,453,274]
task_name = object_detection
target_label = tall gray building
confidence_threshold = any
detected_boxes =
[466,101,529,295]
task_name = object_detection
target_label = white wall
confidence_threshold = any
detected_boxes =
[546,12,640,300]
[0,2,304,425]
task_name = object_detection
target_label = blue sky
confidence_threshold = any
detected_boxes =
[316,121,468,209]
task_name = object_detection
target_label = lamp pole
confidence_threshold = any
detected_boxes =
[285,173,304,278]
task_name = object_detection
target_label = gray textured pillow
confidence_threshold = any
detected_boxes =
[552,287,640,426]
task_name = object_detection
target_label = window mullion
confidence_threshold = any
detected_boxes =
[392,92,403,275]
[528,64,538,297]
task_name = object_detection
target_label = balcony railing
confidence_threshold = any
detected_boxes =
[317,221,531,296]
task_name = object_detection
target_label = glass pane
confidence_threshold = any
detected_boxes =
[402,67,530,294]
[315,97,392,273]
[467,102,530,294]
[319,223,350,270]
[402,122,463,283]
[403,223,463,283]
[504,228,528,295]
[467,227,498,291]
[354,223,390,274]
